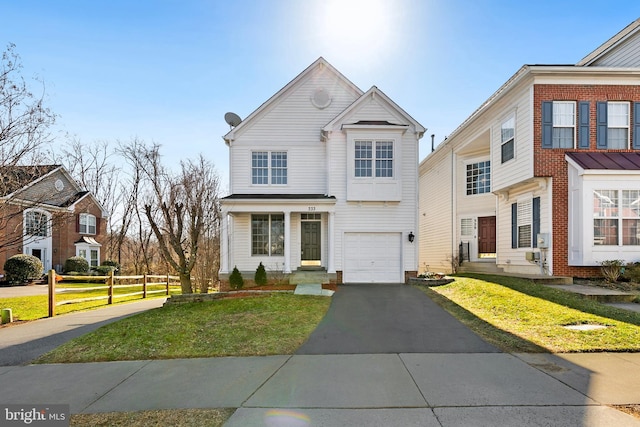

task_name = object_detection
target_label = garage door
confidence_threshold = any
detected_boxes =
[343,232,402,283]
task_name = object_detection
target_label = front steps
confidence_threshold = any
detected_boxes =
[288,269,331,285]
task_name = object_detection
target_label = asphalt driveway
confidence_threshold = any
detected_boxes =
[296,283,499,354]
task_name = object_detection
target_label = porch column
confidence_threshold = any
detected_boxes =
[284,211,291,273]
[219,211,229,274]
[327,211,335,274]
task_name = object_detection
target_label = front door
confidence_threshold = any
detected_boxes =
[301,221,321,266]
[478,216,496,257]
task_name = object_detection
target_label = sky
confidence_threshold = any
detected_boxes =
[4,1,640,193]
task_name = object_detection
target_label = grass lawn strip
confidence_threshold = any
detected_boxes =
[35,293,331,363]
[71,408,234,426]
[417,274,640,353]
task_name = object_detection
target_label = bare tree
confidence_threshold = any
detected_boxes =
[123,141,221,293]
[0,43,55,170]
[0,44,56,254]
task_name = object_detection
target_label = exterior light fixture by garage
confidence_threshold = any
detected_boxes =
[408,232,415,243]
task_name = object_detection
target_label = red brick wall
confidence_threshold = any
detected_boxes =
[533,84,640,277]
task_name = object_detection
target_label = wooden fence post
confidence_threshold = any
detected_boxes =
[143,274,148,298]
[108,271,114,304]
[166,273,170,295]
[48,269,56,317]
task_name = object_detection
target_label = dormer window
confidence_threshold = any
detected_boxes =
[79,213,96,235]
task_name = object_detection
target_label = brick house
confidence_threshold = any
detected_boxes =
[0,165,108,275]
[419,18,640,277]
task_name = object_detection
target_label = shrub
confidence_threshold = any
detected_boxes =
[64,256,89,274]
[623,262,640,283]
[101,260,120,272]
[229,266,244,290]
[4,254,43,284]
[600,259,624,283]
[254,262,267,286]
[92,265,116,276]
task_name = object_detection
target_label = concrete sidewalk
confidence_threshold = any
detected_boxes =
[0,298,166,366]
[1,352,639,426]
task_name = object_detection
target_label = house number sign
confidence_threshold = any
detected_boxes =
[308,207,316,211]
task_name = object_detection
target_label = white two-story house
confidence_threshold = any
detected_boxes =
[219,58,425,287]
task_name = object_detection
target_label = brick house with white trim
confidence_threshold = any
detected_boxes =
[419,18,640,277]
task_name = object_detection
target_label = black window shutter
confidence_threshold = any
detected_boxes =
[532,197,540,248]
[578,102,590,149]
[541,101,553,149]
[596,102,608,149]
[512,203,518,249]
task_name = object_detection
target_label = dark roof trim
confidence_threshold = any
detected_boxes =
[566,152,640,170]
[222,194,336,200]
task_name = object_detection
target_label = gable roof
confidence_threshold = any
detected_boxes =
[0,164,61,196]
[223,57,364,144]
[322,86,426,137]
[577,18,640,66]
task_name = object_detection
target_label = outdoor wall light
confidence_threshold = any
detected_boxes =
[408,232,415,243]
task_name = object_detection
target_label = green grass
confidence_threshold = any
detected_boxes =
[70,409,234,427]
[417,274,640,353]
[0,284,181,321]
[35,293,331,363]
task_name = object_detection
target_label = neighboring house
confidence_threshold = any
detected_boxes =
[219,58,425,286]
[419,18,640,277]
[0,165,108,274]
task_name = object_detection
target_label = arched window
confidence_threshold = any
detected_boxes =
[24,209,50,237]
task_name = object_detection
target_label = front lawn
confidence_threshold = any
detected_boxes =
[0,284,181,321]
[35,293,331,363]
[418,274,640,353]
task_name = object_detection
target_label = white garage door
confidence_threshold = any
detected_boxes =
[343,232,402,283]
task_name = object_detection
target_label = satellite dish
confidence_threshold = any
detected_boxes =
[224,112,242,128]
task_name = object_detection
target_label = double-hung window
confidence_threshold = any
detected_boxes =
[511,197,540,249]
[354,140,393,177]
[251,214,284,256]
[596,101,630,149]
[466,161,491,195]
[79,213,96,234]
[252,152,287,185]
[551,101,576,148]
[501,116,515,163]
[593,189,640,246]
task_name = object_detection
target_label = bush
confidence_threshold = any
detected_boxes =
[92,265,116,276]
[254,262,267,286]
[623,262,640,283]
[64,256,89,274]
[4,254,43,284]
[600,259,625,283]
[229,266,244,290]
[101,260,120,272]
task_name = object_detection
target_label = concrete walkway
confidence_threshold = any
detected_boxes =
[0,298,166,366]
[1,283,640,425]
[1,352,639,426]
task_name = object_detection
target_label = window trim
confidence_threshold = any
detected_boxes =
[593,189,640,246]
[79,213,97,235]
[500,115,515,163]
[251,151,288,186]
[24,209,50,237]
[354,139,394,179]
[607,101,630,149]
[551,101,576,149]
[251,213,285,256]
[465,160,491,195]
[76,244,100,268]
